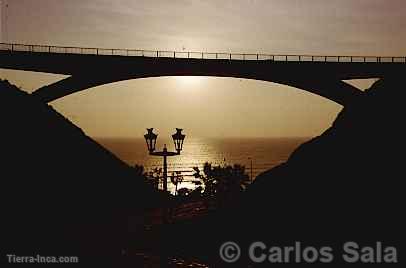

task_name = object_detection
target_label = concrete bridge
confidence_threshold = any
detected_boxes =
[1,43,405,105]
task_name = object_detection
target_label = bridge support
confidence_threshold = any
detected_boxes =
[32,73,135,103]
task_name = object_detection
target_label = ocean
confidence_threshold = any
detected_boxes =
[95,137,310,193]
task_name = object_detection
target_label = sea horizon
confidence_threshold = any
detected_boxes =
[94,136,311,193]
[93,135,313,140]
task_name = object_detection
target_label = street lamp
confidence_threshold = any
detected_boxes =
[248,157,253,183]
[144,128,186,192]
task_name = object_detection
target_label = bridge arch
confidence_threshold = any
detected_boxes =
[31,70,361,106]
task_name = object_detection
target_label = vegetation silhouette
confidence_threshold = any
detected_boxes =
[170,171,184,196]
[176,187,193,197]
[133,164,162,189]
[192,162,250,207]
[133,161,250,199]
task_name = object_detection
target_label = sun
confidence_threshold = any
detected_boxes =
[176,76,202,86]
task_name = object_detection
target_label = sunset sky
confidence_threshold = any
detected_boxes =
[1,0,405,138]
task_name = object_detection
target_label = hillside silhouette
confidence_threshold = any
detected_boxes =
[165,77,405,265]
[1,80,162,263]
[2,77,404,266]
[241,77,404,254]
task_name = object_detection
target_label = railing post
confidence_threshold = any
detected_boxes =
[338,56,340,62]
[188,52,190,58]
[285,55,288,61]
[49,46,51,53]
[157,51,159,57]
[256,54,259,60]
[298,55,301,61]
[312,56,314,62]
[325,56,327,62]
[351,56,353,62]
[216,53,218,59]
[96,48,98,55]
[174,51,176,58]
[392,57,394,63]
[201,52,204,59]
[229,54,231,60]
[364,57,366,63]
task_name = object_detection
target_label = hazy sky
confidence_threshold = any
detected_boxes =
[1,0,405,138]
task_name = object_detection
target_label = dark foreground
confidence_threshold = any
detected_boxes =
[1,77,404,266]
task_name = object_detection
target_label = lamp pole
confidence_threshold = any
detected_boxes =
[144,128,186,193]
[149,144,179,192]
[163,146,168,192]
[248,157,253,183]
[143,128,185,266]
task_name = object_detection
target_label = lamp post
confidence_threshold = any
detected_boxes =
[144,128,186,192]
[248,157,253,183]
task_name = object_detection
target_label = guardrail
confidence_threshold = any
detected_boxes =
[1,43,405,63]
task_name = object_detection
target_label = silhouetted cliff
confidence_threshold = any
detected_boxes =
[247,77,403,231]
[167,77,405,265]
[1,80,160,261]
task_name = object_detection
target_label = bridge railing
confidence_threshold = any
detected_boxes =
[1,42,405,63]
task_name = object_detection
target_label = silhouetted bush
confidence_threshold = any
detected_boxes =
[193,162,250,206]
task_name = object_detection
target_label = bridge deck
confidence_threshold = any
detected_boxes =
[1,43,405,63]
